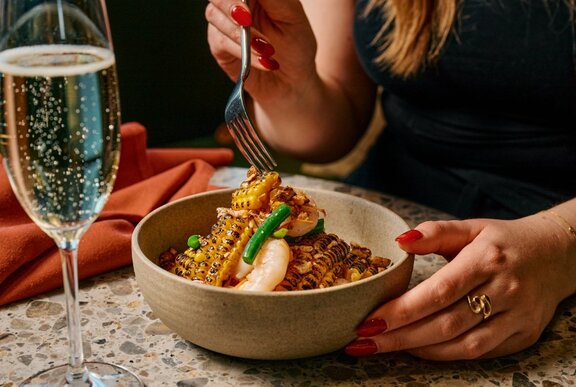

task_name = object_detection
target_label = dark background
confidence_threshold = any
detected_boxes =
[107,0,231,147]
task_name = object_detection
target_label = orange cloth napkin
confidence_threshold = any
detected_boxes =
[0,122,234,306]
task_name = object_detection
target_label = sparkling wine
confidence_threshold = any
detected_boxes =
[0,45,121,240]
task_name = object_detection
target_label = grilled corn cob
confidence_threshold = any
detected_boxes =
[344,243,392,281]
[231,168,280,211]
[343,244,373,282]
[275,233,350,291]
[170,212,255,286]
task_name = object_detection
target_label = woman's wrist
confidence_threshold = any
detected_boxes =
[544,210,576,241]
[534,208,576,298]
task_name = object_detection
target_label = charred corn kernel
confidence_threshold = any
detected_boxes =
[343,254,366,282]
[369,255,392,270]
[231,171,280,210]
[275,259,312,291]
[274,267,304,291]
[346,266,363,282]
[194,251,207,263]
[276,233,350,290]
[319,262,345,288]
[344,244,376,282]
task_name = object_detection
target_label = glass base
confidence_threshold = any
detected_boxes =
[19,361,145,386]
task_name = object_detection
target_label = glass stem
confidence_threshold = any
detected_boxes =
[59,239,89,383]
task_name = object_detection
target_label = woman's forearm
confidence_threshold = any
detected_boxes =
[253,73,377,163]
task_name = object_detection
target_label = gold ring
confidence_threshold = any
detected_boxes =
[467,294,492,321]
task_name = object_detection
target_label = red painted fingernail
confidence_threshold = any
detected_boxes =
[251,37,275,57]
[395,229,423,243]
[345,339,378,357]
[230,5,252,27]
[356,318,388,337]
[258,56,280,71]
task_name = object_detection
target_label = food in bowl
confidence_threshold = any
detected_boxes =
[131,172,414,359]
[158,167,392,291]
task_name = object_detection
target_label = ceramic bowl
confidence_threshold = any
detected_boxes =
[132,187,414,360]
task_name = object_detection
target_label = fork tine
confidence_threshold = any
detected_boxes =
[237,116,271,172]
[229,118,267,174]
[228,117,271,173]
[234,117,274,173]
[239,110,277,170]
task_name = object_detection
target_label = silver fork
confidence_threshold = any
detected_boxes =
[224,0,277,174]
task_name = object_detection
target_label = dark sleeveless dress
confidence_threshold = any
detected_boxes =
[348,0,576,219]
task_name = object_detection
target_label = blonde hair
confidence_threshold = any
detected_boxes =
[364,0,576,78]
[364,0,459,78]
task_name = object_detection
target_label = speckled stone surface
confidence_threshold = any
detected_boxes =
[1,167,575,386]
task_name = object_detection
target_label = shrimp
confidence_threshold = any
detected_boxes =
[235,238,291,291]
[273,188,321,237]
[285,203,320,237]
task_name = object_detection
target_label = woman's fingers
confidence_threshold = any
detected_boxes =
[406,314,515,361]
[404,305,544,361]
[207,0,248,22]
[396,219,484,260]
[358,296,493,352]
[209,0,306,25]
[207,0,307,33]
[348,278,546,360]
[206,2,244,43]
[349,278,508,354]
[206,2,278,74]
[206,1,242,77]
[206,22,241,78]
[362,243,490,332]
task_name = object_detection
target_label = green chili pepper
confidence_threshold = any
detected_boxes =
[242,203,292,264]
[187,234,201,249]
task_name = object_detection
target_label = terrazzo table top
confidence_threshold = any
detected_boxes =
[1,166,575,386]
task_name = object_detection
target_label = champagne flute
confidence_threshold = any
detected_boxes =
[0,0,144,385]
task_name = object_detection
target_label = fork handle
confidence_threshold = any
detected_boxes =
[240,0,251,82]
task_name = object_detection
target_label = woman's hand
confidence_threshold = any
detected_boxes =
[346,212,576,360]
[205,0,318,102]
[205,0,377,162]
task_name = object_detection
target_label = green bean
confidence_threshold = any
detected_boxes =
[242,204,292,264]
